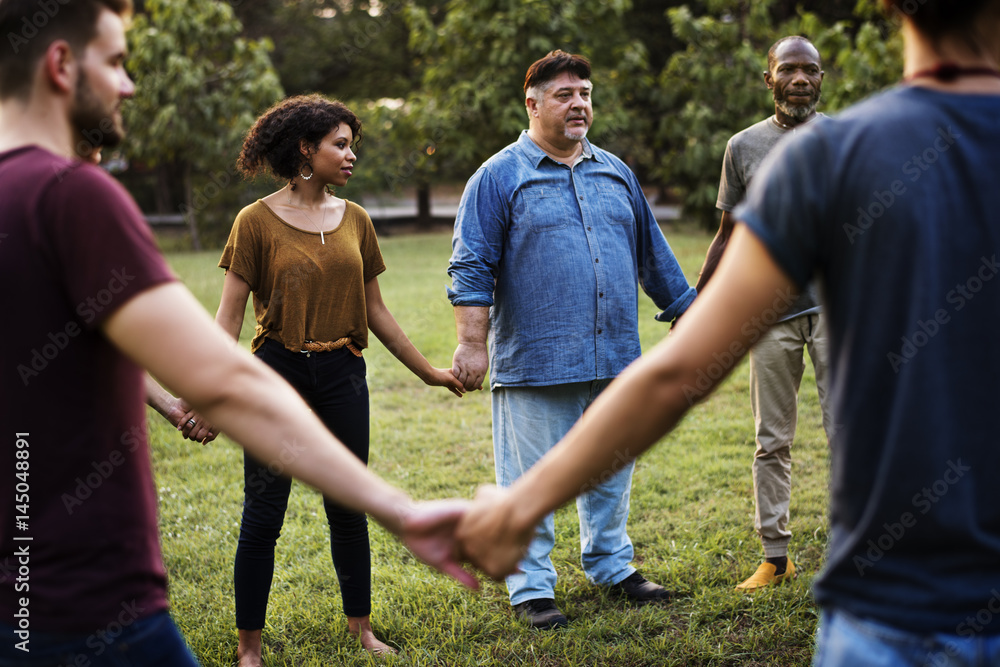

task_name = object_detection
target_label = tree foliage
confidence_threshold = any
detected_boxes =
[119,0,910,245]
[232,0,439,100]
[123,0,283,247]
[352,0,647,224]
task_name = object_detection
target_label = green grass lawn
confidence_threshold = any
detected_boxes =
[151,224,829,666]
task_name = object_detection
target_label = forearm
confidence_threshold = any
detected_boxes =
[368,301,434,382]
[695,210,736,293]
[506,339,695,531]
[454,305,489,346]
[144,373,179,423]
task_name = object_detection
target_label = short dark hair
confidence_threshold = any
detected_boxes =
[887,0,998,45]
[766,36,818,73]
[524,49,591,97]
[237,94,362,182]
[0,0,132,100]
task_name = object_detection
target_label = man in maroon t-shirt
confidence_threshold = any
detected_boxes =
[0,2,476,664]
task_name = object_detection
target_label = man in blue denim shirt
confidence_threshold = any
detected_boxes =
[448,50,696,629]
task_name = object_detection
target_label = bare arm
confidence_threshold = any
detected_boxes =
[365,276,464,397]
[694,210,737,293]
[456,225,798,579]
[451,305,489,391]
[215,269,252,342]
[103,282,476,588]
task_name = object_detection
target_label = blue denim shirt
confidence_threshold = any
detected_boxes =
[448,131,696,388]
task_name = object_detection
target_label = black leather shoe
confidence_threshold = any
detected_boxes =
[609,572,672,603]
[513,598,568,629]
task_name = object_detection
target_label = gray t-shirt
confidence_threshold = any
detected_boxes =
[718,114,824,319]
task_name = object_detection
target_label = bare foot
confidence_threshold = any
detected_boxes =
[348,616,398,656]
[237,628,263,667]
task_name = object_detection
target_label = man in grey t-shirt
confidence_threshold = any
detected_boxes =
[696,35,833,592]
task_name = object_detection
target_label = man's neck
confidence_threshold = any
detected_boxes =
[901,20,1000,93]
[772,109,816,130]
[0,96,75,158]
[527,128,584,166]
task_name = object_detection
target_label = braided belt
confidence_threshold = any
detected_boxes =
[301,338,363,357]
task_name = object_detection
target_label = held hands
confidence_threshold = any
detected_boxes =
[173,398,218,444]
[398,500,479,589]
[455,485,533,582]
[424,366,466,397]
[452,342,488,392]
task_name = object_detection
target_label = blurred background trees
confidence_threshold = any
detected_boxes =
[118,0,903,246]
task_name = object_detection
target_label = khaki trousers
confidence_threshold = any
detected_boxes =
[748,312,832,558]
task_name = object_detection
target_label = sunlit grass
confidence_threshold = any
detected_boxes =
[152,224,828,665]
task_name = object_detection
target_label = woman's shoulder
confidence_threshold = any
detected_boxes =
[234,199,273,224]
[342,199,372,220]
[341,199,377,231]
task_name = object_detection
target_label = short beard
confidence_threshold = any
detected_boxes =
[564,126,588,142]
[775,99,815,122]
[70,70,125,155]
[775,89,821,123]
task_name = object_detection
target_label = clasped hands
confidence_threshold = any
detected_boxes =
[402,484,536,588]
[167,397,218,444]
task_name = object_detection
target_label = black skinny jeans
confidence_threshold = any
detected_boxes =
[235,338,372,629]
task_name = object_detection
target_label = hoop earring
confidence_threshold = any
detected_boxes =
[299,163,314,180]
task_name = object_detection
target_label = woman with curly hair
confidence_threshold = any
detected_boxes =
[214,94,465,662]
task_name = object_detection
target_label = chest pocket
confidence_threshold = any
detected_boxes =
[596,182,633,225]
[520,187,570,232]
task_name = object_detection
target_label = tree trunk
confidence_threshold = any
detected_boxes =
[182,162,203,251]
[154,164,172,214]
[416,182,432,231]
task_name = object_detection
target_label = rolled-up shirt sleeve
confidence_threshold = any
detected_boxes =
[447,167,508,307]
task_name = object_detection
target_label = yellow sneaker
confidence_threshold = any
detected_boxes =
[735,559,796,592]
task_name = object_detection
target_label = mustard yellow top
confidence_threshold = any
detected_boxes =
[219,199,386,353]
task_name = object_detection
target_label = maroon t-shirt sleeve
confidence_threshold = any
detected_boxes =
[36,163,175,328]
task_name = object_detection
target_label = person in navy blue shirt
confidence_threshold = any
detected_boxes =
[448,50,696,629]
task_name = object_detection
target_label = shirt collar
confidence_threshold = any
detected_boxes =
[517,130,600,168]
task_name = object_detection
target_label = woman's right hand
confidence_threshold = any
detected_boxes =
[425,367,466,397]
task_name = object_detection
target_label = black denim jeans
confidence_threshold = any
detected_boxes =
[234,338,372,628]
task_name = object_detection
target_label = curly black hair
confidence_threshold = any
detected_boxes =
[237,94,362,182]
